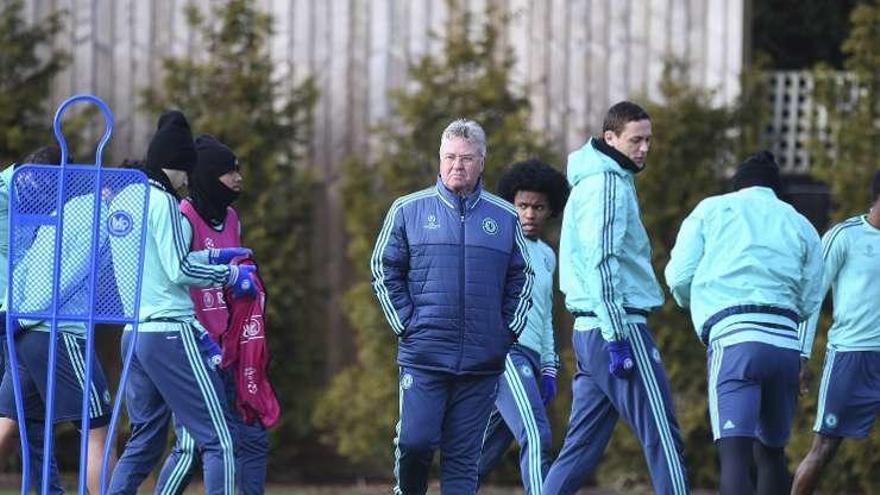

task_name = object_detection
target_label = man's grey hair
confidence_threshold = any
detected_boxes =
[439,119,487,157]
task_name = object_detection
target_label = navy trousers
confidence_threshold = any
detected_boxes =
[108,324,235,495]
[155,367,269,494]
[393,366,499,495]
[478,346,552,494]
[543,325,689,495]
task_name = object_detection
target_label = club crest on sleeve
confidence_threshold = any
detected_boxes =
[482,217,498,235]
[107,210,133,237]
[520,364,533,378]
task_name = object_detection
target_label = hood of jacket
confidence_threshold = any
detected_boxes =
[566,137,642,187]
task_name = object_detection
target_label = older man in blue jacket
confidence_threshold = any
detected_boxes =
[371,119,533,495]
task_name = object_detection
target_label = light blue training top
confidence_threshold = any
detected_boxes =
[559,138,664,342]
[665,186,824,353]
[516,237,559,372]
[110,183,228,332]
[800,215,880,357]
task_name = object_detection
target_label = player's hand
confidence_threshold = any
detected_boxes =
[227,264,257,298]
[799,357,811,396]
[540,368,557,405]
[208,247,252,264]
[605,340,635,379]
[198,332,223,370]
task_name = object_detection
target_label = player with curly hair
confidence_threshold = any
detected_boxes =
[478,159,569,494]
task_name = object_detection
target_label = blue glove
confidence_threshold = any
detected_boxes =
[605,340,635,379]
[226,264,257,298]
[540,368,557,405]
[208,247,252,264]
[198,332,222,370]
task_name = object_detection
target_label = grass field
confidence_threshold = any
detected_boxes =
[0,475,714,494]
[0,485,721,494]
[0,483,683,494]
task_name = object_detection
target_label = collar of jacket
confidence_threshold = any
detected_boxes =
[591,137,643,175]
[435,175,483,212]
[145,168,180,199]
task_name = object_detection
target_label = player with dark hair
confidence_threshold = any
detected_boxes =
[108,111,255,495]
[478,159,568,494]
[543,101,689,495]
[666,151,823,494]
[791,171,880,494]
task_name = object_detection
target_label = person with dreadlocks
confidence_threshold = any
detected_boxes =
[154,135,270,494]
[477,159,568,494]
[108,111,255,495]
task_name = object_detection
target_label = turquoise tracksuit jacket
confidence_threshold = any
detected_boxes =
[517,237,559,372]
[800,215,880,357]
[0,166,12,308]
[0,166,107,335]
[110,182,229,331]
[559,138,664,343]
[13,193,108,335]
[665,186,824,352]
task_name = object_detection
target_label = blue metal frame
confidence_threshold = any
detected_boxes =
[5,94,151,494]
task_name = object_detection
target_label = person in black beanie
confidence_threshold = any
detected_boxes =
[732,150,783,195]
[667,150,823,495]
[109,112,256,495]
[143,110,197,196]
[154,135,271,495]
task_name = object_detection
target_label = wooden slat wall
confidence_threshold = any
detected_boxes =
[25,0,745,374]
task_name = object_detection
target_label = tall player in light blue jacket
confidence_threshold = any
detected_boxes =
[665,151,823,495]
[792,172,880,495]
[108,111,255,495]
[543,101,689,495]
[478,160,568,494]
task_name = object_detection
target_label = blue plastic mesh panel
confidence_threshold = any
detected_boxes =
[7,164,149,324]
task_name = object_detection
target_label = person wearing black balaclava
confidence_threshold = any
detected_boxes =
[108,112,256,495]
[154,135,270,495]
[188,135,241,226]
[666,150,823,495]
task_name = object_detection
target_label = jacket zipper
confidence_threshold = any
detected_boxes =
[457,197,466,372]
